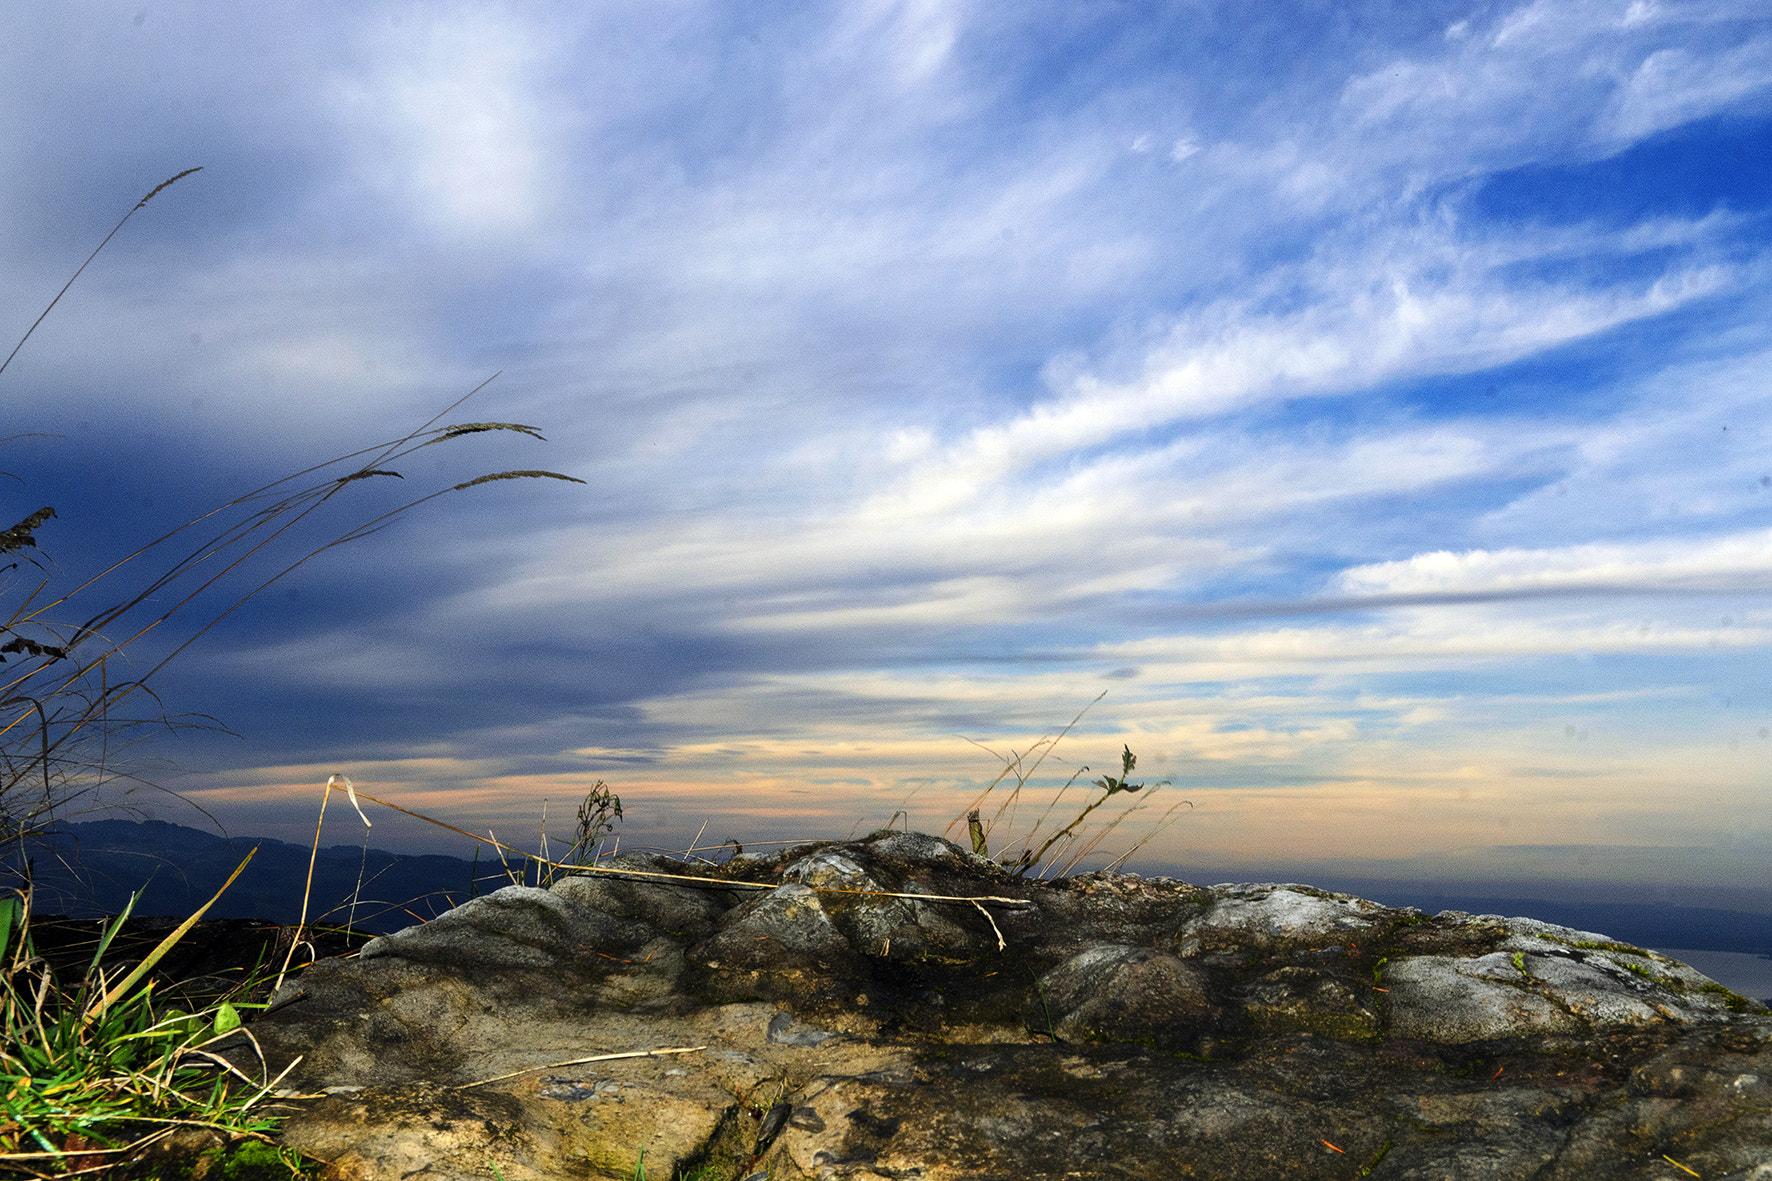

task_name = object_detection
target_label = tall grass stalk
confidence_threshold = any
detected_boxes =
[1,170,585,862]
[0,169,583,1175]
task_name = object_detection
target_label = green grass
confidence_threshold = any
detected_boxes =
[0,879,316,1177]
[631,1147,725,1181]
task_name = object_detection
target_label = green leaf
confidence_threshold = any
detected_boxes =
[84,888,145,981]
[212,1002,241,1036]
[0,894,18,967]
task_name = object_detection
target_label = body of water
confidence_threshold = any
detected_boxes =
[1655,949,1772,1007]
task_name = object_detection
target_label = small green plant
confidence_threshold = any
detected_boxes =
[1005,745,1148,876]
[1566,939,1652,957]
[629,1148,734,1181]
[1032,980,1058,1042]
[1354,1140,1394,1178]
[0,858,303,1172]
[1697,980,1758,1012]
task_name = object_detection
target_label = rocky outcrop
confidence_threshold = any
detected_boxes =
[233,830,1772,1180]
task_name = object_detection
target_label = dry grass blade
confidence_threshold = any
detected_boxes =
[0,372,583,850]
[970,900,1007,950]
[0,508,56,556]
[85,847,256,1025]
[809,885,1030,907]
[946,698,1190,878]
[945,690,1105,846]
[451,470,586,491]
[455,1046,707,1091]
[0,167,202,380]
[4,190,585,850]
[423,422,548,445]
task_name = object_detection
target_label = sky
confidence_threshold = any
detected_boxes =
[4,1,1772,913]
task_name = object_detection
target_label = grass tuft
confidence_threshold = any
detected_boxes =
[949,693,1191,877]
[0,883,307,1176]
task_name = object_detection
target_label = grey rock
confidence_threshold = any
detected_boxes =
[1385,953,1587,1043]
[361,884,653,972]
[856,829,969,864]
[1182,883,1394,955]
[232,830,1772,1180]
[766,1011,840,1046]
[551,858,731,941]
[693,882,851,977]
[1037,943,1218,1050]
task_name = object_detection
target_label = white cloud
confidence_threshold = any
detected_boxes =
[1338,531,1772,596]
[327,9,562,239]
[826,0,962,92]
[1334,0,1772,175]
[1096,611,1772,678]
[857,221,1735,513]
[1605,35,1772,140]
[10,0,1772,883]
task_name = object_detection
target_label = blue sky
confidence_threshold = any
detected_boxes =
[4,1,1772,908]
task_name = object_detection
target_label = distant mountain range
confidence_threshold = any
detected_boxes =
[8,818,507,934]
[8,818,1772,954]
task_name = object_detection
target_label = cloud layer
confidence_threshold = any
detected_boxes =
[3,2,1771,899]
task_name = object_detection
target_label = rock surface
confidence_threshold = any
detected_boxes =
[230,830,1772,1180]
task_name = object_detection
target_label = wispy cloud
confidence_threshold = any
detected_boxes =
[327,11,565,240]
[1340,530,1772,595]
[5,1,1772,895]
